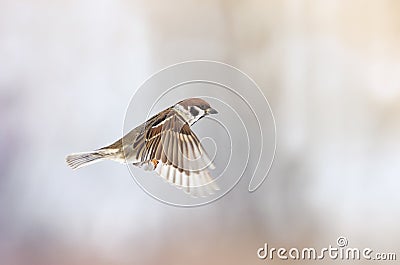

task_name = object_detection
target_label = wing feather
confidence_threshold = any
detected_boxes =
[133,108,217,196]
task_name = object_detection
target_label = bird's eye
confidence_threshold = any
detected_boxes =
[190,107,199,116]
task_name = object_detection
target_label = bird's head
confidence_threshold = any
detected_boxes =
[173,98,218,126]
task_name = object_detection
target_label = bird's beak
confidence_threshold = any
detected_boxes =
[207,108,218,114]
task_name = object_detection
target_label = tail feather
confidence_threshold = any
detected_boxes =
[66,151,105,170]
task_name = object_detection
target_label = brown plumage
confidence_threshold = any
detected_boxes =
[66,98,219,197]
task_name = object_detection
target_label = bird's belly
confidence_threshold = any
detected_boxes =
[119,145,141,164]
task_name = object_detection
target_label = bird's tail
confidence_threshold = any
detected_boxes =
[66,150,107,169]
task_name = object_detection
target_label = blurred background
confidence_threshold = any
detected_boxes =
[1,0,399,264]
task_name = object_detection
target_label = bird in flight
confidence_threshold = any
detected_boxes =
[66,98,219,197]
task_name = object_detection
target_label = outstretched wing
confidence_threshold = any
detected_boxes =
[133,108,218,196]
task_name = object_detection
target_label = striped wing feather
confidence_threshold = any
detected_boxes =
[134,108,218,196]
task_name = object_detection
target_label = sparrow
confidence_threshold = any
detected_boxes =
[66,98,219,197]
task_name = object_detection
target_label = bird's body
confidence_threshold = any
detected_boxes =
[66,98,219,197]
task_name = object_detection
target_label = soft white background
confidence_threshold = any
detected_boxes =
[1,0,399,264]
